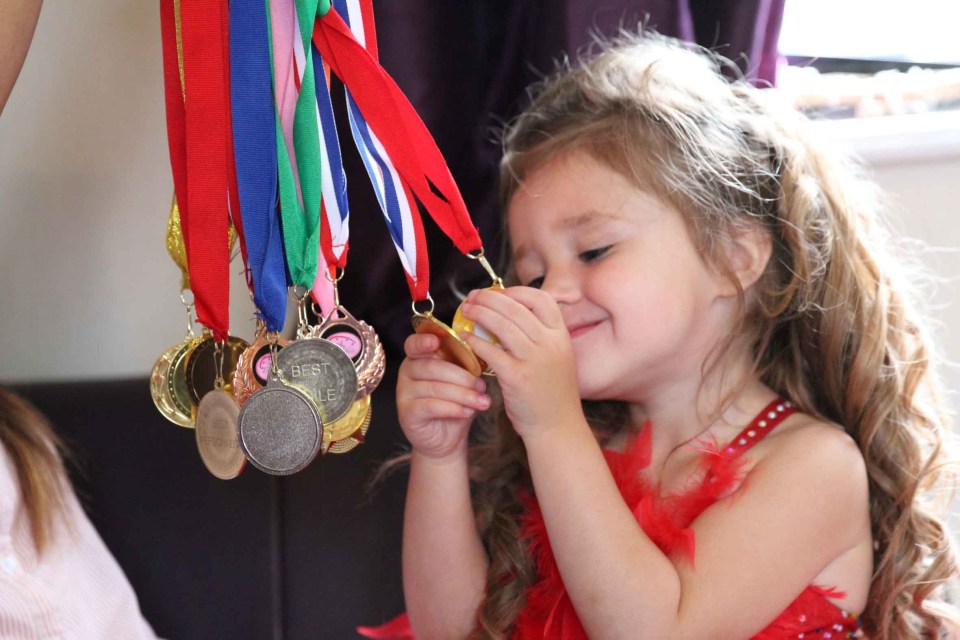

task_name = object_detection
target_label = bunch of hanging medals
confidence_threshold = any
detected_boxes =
[149,0,503,480]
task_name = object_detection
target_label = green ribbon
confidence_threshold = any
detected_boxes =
[268,0,323,289]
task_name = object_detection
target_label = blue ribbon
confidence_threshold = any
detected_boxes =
[229,0,287,332]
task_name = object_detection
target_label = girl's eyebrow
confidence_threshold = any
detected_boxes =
[559,210,624,229]
[512,211,625,262]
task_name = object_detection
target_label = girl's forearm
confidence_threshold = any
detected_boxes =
[523,420,682,639]
[402,447,488,638]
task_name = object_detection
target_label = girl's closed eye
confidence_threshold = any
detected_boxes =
[579,245,612,262]
[525,275,544,289]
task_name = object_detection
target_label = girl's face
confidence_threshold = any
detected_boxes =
[507,151,736,402]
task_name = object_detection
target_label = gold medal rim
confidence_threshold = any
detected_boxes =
[412,313,483,377]
[324,394,371,442]
[150,343,181,422]
[194,389,245,480]
[327,402,372,455]
[166,338,202,428]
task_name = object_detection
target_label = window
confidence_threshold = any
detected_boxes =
[777,0,960,118]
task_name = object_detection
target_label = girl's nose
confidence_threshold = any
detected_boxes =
[540,269,581,306]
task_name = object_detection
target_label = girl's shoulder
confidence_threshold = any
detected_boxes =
[749,411,865,471]
[741,411,870,517]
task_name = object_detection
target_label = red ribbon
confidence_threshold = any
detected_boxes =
[312,10,482,257]
[179,0,231,340]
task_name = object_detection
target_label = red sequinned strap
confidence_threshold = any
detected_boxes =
[723,398,795,456]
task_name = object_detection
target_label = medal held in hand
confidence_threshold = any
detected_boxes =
[412,252,505,377]
[412,307,484,377]
[238,344,324,475]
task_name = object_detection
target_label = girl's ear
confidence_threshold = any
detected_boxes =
[717,222,772,297]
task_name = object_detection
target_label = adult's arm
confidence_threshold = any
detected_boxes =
[0,0,43,116]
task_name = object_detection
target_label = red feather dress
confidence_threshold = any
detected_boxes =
[359,399,863,639]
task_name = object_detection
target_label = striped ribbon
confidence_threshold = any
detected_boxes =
[325,0,430,302]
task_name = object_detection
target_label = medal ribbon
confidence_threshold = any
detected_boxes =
[313,7,484,303]
[179,0,231,340]
[160,0,189,254]
[269,0,324,290]
[310,48,350,312]
[229,0,286,332]
[319,0,430,301]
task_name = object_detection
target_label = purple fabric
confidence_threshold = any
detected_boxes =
[335,0,786,357]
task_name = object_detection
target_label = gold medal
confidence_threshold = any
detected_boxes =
[412,312,483,377]
[150,342,181,421]
[451,282,505,346]
[324,394,371,443]
[327,401,373,455]
[151,340,195,428]
[168,335,204,426]
[233,325,289,407]
[195,388,245,480]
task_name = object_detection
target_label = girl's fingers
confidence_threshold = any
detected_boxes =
[464,332,512,376]
[400,354,486,391]
[465,288,543,343]
[403,332,441,359]
[406,398,479,422]
[407,379,491,412]
[495,286,564,329]
[458,301,534,358]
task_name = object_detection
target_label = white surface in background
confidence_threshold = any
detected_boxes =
[779,0,960,64]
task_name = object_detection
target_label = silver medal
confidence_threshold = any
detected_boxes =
[237,377,323,476]
[276,337,357,423]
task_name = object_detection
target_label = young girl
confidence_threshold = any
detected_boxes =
[390,33,958,639]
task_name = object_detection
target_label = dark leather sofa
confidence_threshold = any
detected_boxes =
[14,362,408,640]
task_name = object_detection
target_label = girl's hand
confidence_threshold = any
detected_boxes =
[460,286,582,441]
[396,333,492,460]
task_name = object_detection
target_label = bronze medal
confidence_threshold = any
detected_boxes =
[185,335,249,407]
[195,389,245,480]
[237,376,323,475]
[233,328,289,407]
[276,337,358,423]
[316,306,385,399]
[327,401,373,455]
[412,313,483,377]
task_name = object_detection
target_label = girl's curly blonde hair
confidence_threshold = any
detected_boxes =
[467,31,959,638]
